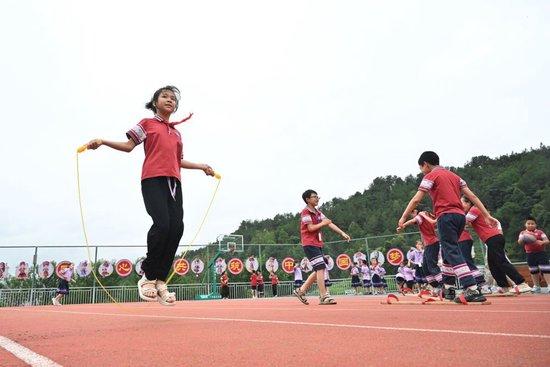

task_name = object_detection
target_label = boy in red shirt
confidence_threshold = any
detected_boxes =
[269,272,279,297]
[294,189,351,305]
[398,151,494,303]
[397,209,443,293]
[250,271,258,298]
[518,217,550,293]
[462,197,531,293]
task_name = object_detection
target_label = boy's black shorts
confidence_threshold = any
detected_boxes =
[302,245,326,271]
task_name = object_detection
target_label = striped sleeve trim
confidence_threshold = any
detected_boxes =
[419,178,433,192]
[126,124,146,145]
[465,212,477,222]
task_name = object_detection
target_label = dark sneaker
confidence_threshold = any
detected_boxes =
[443,287,456,301]
[454,288,487,304]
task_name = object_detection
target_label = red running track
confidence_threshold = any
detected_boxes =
[1,294,550,367]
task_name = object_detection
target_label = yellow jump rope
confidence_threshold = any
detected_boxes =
[76,144,221,303]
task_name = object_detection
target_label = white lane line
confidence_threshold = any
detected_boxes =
[140,305,550,314]
[13,308,550,340]
[0,335,62,367]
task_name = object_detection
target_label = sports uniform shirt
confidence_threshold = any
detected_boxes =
[414,212,439,245]
[126,115,183,181]
[300,207,327,247]
[418,167,467,218]
[465,207,501,243]
[519,229,548,253]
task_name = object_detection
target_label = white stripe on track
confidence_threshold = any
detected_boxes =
[141,305,550,314]
[14,308,550,340]
[0,335,62,367]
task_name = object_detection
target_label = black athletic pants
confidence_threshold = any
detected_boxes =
[140,177,184,281]
[486,234,524,287]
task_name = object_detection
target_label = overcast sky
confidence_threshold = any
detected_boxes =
[0,1,548,267]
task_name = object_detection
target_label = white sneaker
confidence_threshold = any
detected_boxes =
[516,283,532,293]
[51,297,61,306]
[531,286,542,293]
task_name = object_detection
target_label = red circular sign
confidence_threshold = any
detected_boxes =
[173,258,190,276]
[386,248,404,266]
[55,261,73,279]
[115,259,133,277]
[336,254,352,270]
[281,257,295,274]
[228,258,244,275]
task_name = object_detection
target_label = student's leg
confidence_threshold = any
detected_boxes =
[158,180,184,281]
[535,252,550,290]
[141,178,172,281]
[437,214,476,290]
[300,246,327,296]
[486,235,525,285]
[527,253,541,289]
[301,271,317,292]
[459,240,484,285]
[486,242,510,288]
[423,245,442,288]
[316,269,328,296]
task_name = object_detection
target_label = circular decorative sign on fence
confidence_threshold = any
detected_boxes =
[281,257,295,274]
[115,259,133,277]
[324,255,334,271]
[56,261,73,279]
[173,258,190,276]
[76,260,92,278]
[191,258,204,275]
[38,260,54,279]
[386,248,404,266]
[228,258,244,275]
[98,260,114,278]
[265,257,278,273]
[135,258,145,276]
[336,254,352,270]
[370,250,385,265]
[245,256,259,273]
[353,251,366,264]
[214,258,227,275]
[300,257,313,273]
[15,261,29,280]
[0,262,8,280]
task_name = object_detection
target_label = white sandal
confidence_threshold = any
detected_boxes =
[156,281,176,306]
[138,275,158,301]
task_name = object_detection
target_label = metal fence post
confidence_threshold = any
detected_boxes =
[29,246,38,305]
[92,246,98,304]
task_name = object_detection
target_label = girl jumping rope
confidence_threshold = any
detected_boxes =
[83,86,215,306]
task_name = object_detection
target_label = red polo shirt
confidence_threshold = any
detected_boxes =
[465,207,502,243]
[126,115,183,181]
[418,167,467,218]
[300,207,327,248]
[250,273,257,286]
[519,229,548,253]
[414,212,439,246]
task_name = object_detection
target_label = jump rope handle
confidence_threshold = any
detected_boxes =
[214,172,221,179]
